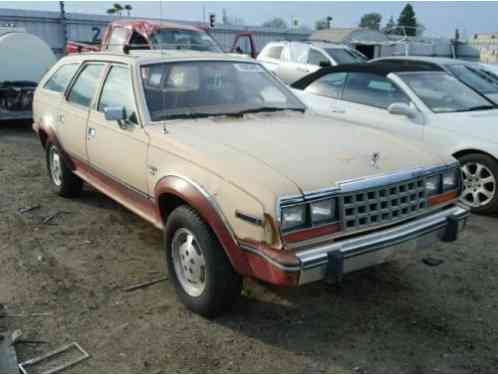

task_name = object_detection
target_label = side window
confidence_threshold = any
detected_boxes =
[266,46,283,60]
[43,64,79,93]
[98,65,137,124]
[342,72,410,108]
[308,49,329,66]
[305,72,347,99]
[289,43,310,64]
[67,64,104,108]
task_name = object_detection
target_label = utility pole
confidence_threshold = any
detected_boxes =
[59,1,68,56]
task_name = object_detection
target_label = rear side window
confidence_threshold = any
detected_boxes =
[342,72,410,108]
[67,64,104,108]
[305,72,347,99]
[98,65,137,124]
[308,49,329,66]
[265,46,283,60]
[43,64,79,93]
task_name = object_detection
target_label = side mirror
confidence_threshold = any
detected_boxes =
[388,102,418,120]
[319,60,331,68]
[104,106,126,122]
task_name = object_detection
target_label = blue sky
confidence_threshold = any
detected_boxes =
[0,1,497,37]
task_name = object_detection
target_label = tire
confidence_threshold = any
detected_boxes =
[458,153,498,214]
[164,205,242,317]
[46,142,83,198]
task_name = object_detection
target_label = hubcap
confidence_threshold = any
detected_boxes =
[171,228,206,297]
[461,162,496,208]
[49,146,62,187]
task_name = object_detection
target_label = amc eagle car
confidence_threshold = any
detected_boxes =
[33,51,468,317]
[292,62,498,214]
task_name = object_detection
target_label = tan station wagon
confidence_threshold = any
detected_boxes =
[33,51,469,317]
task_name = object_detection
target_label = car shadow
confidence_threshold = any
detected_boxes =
[212,262,492,372]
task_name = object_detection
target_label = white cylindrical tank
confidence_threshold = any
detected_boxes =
[0,28,56,84]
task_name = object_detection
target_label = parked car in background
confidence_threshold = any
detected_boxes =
[33,51,468,316]
[257,41,367,84]
[0,27,56,121]
[65,19,223,54]
[291,62,498,214]
[373,56,498,105]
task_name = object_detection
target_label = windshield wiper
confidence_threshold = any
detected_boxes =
[163,112,225,120]
[229,106,305,116]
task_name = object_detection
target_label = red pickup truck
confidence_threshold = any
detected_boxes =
[65,19,224,54]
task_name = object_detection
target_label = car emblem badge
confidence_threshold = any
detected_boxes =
[371,152,380,169]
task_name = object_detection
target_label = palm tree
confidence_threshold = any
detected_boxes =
[113,3,124,16]
[124,4,132,16]
[106,8,116,15]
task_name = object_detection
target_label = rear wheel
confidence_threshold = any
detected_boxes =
[164,205,242,317]
[46,143,83,197]
[459,153,498,214]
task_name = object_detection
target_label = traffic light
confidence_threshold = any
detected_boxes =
[209,14,216,28]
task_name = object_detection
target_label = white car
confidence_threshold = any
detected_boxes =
[291,62,498,214]
[257,41,366,84]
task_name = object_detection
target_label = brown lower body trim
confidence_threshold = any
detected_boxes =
[71,157,163,229]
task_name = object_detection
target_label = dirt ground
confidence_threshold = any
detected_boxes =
[1,122,497,373]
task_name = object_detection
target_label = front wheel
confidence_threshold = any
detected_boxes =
[459,153,498,214]
[164,205,242,317]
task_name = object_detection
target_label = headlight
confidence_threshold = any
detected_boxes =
[281,205,306,231]
[442,168,458,191]
[310,199,336,224]
[425,175,441,196]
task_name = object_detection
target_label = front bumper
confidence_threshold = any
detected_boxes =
[295,204,469,285]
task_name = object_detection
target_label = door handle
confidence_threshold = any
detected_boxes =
[87,127,96,139]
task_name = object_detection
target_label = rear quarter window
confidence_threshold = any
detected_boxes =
[43,63,79,93]
[67,64,105,108]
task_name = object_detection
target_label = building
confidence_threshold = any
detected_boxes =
[468,32,498,63]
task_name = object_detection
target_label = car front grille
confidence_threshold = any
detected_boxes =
[339,177,428,231]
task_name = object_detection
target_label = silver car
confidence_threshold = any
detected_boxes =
[258,41,366,84]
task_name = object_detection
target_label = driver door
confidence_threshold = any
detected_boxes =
[86,63,149,195]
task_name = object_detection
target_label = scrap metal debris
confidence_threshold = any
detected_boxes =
[42,211,71,225]
[422,257,444,267]
[18,342,89,374]
[123,276,168,292]
[17,205,40,214]
[0,330,19,374]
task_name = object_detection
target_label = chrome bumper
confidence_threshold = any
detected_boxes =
[296,205,469,285]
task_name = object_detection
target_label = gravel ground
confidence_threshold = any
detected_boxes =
[1,122,498,373]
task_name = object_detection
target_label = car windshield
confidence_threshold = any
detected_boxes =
[446,64,498,95]
[149,29,222,52]
[141,61,305,121]
[398,71,495,113]
[324,48,367,64]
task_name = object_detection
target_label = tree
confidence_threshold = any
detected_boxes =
[359,13,382,31]
[124,4,132,16]
[262,17,288,30]
[397,3,417,36]
[315,17,332,31]
[106,3,131,16]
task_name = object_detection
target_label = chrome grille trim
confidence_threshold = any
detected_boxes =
[339,176,428,231]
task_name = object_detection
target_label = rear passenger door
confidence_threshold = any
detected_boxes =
[58,63,106,162]
[258,44,284,74]
[336,72,424,141]
[86,64,149,195]
[293,72,347,114]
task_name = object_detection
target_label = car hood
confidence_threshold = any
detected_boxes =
[148,112,451,198]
